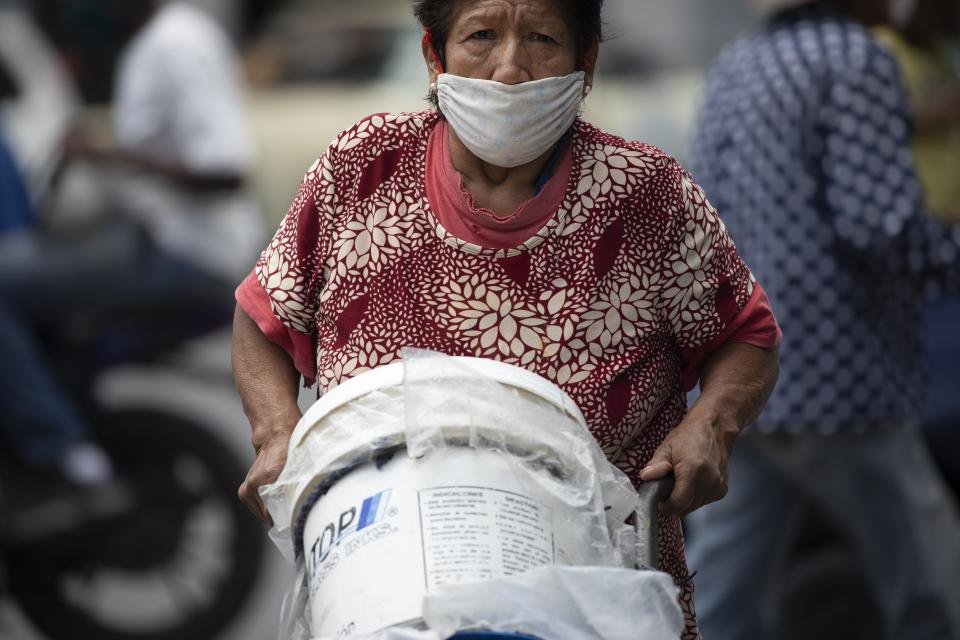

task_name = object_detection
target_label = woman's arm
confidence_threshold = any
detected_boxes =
[66,135,246,192]
[232,304,303,524]
[640,342,779,516]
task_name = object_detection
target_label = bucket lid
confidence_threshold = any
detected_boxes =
[289,357,586,451]
[285,358,590,533]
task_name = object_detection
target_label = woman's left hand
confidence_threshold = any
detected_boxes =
[639,416,738,517]
[639,342,780,517]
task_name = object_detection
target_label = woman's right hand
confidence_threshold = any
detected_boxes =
[239,431,292,526]
[232,305,305,527]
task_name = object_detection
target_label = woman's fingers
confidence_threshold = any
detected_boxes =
[661,465,697,516]
[238,436,290,526]
[664,461,727,517]
[640,459,674,481]
[640,440,675,482]
[238,474,272,525]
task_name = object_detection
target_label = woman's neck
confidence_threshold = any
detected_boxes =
[447,125,558,219]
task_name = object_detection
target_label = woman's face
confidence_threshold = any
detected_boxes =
[423,0,597,87]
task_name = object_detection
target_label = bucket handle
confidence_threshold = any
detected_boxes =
[634,474,675,570]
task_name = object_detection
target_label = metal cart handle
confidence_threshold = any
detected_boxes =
[634,474,675,569]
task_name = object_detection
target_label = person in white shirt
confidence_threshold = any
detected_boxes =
[109,0,264,282]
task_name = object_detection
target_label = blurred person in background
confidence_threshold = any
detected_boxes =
[70,0,264,281]
[875,0,960,495]
[232,0,783,635]
[684,0,960,638]
[875,0,960,224]
[0,12,112,494]
[0,0,262,503]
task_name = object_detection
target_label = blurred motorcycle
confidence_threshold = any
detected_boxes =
[0,299,266,640]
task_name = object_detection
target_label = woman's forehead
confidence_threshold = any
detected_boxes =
[452,0,567,27]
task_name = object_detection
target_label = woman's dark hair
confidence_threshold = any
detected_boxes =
[413,0,604,71]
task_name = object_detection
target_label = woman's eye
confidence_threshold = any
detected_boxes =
[530,33,556,43]
[469,30,495,40]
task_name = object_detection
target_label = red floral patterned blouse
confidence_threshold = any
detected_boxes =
[238,110,780,638]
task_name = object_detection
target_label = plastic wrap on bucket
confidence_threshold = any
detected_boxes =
[278,566,684,640]
[424,566,684,640]
[261,350,644,639]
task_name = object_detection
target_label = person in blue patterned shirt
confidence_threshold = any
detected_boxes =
[684,1,960,638]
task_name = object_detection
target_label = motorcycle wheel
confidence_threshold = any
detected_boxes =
[7,408,266,640]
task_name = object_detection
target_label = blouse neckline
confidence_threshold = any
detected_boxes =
[423,116,578,257]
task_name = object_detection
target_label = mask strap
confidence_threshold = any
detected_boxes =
[423,30,445,74]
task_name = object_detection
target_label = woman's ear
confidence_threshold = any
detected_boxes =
[580,41,600,97]
[422,32,443,87]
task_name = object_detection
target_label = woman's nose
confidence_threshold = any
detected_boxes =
[489,38,532,84]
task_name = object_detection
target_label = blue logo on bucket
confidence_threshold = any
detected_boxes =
[357,489,392,531]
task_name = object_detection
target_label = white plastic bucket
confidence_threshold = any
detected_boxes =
[287,358,599,638]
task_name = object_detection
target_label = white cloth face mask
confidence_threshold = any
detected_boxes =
[436,71,586,168]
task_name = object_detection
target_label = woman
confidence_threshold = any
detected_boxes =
[233,1,780,635]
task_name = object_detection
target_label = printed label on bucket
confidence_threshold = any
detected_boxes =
[419,487,554,588]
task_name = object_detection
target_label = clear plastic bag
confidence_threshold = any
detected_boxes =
[261,350,660,639]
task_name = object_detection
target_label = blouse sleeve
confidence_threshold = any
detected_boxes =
[235,151,338,384]
[656,161,774,390]
[679,285,782,391]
